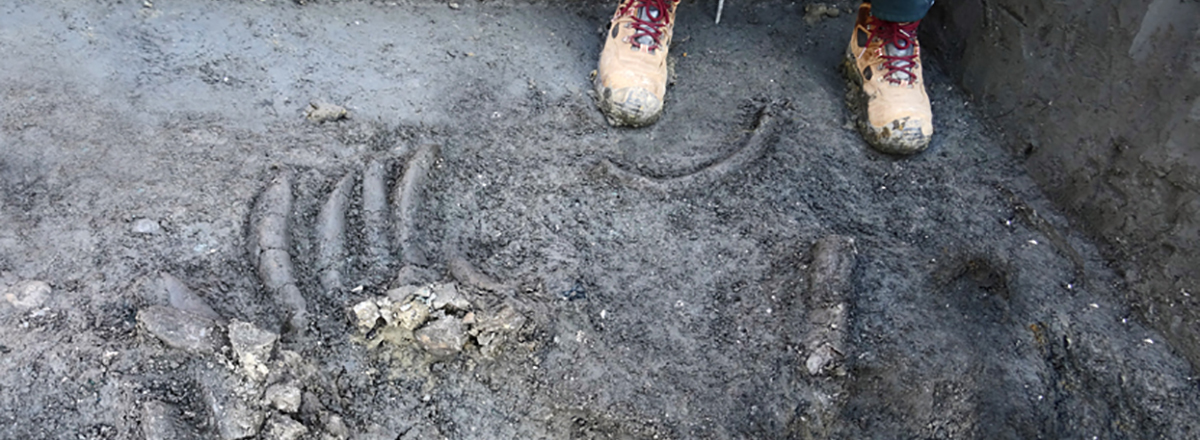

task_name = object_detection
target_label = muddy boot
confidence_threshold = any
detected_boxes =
[844,2,932,154]
[594,0,680,127]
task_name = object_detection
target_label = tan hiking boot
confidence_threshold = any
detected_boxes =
[595,0,680,127]
[844,2,933,154]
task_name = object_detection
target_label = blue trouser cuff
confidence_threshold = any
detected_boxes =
[869,0,934,23]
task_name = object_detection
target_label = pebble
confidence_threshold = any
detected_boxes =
[132,218,163,234]
[351,300,381,330]
[4,280,50,310]
[264,383,302,413]
[414,316,466,357]
[228,320,278,381]
[263,414,308,440]
[138,305,223,354]
[806,345,839,376]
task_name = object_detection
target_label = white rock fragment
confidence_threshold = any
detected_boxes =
[228,320,278,381]
[351,300,381,330]
[806,345,840,376]
[5,280,51,309]
[264,383,302,413]
[264,415,308,440]
[132,218,163,235]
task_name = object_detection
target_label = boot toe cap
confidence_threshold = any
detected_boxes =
[596,86,664,127]
[866,118,932,155]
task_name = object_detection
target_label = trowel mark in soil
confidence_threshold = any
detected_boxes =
[249,172,308,334]
[393,143,439,267]
[600,104,775,192]
[316,174,352,292]
[362,159,394,268]
[311,145,441,292]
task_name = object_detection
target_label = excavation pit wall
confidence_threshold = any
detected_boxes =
[924,0,1200,369]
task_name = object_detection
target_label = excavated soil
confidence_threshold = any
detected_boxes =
[1,0,1198,439]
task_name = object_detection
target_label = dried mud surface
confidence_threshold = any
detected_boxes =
[1,0,1198,439]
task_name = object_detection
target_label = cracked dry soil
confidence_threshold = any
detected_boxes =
[1,0,1199,439]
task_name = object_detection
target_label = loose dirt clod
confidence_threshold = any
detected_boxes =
[142,401,197,440]
[264,383,303,413]
[201,365,266,440]
[138,305,224,354]
[414,315,466,357]
[161,272,224,322]
[305,102,347,123]
[803,3,841,25]
[263,414,308,440]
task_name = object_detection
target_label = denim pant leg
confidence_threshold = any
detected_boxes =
[869,0,935,23]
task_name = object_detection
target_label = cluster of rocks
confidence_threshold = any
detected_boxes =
[136,273,344,440]
[351,282,528,358]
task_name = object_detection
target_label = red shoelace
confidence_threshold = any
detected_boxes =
[618,0,674,51]
[871,19,921,84]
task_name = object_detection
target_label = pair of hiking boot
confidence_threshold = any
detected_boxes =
[594,1,932,155]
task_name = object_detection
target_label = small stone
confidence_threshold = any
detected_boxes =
[132,218,163,234]
[305,102,348,123]
[351,300,381,331]
[264,383,302,413]
[414,317,466,357]
[448,2,460,9]
[393,301,430,331]
[138,305,223,354]
[263,414,308,440]
[5,280,50,310]
[430,283,472,311]
[228,320,278,381]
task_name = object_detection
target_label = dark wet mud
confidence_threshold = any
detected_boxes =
[1,1,1197,439]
